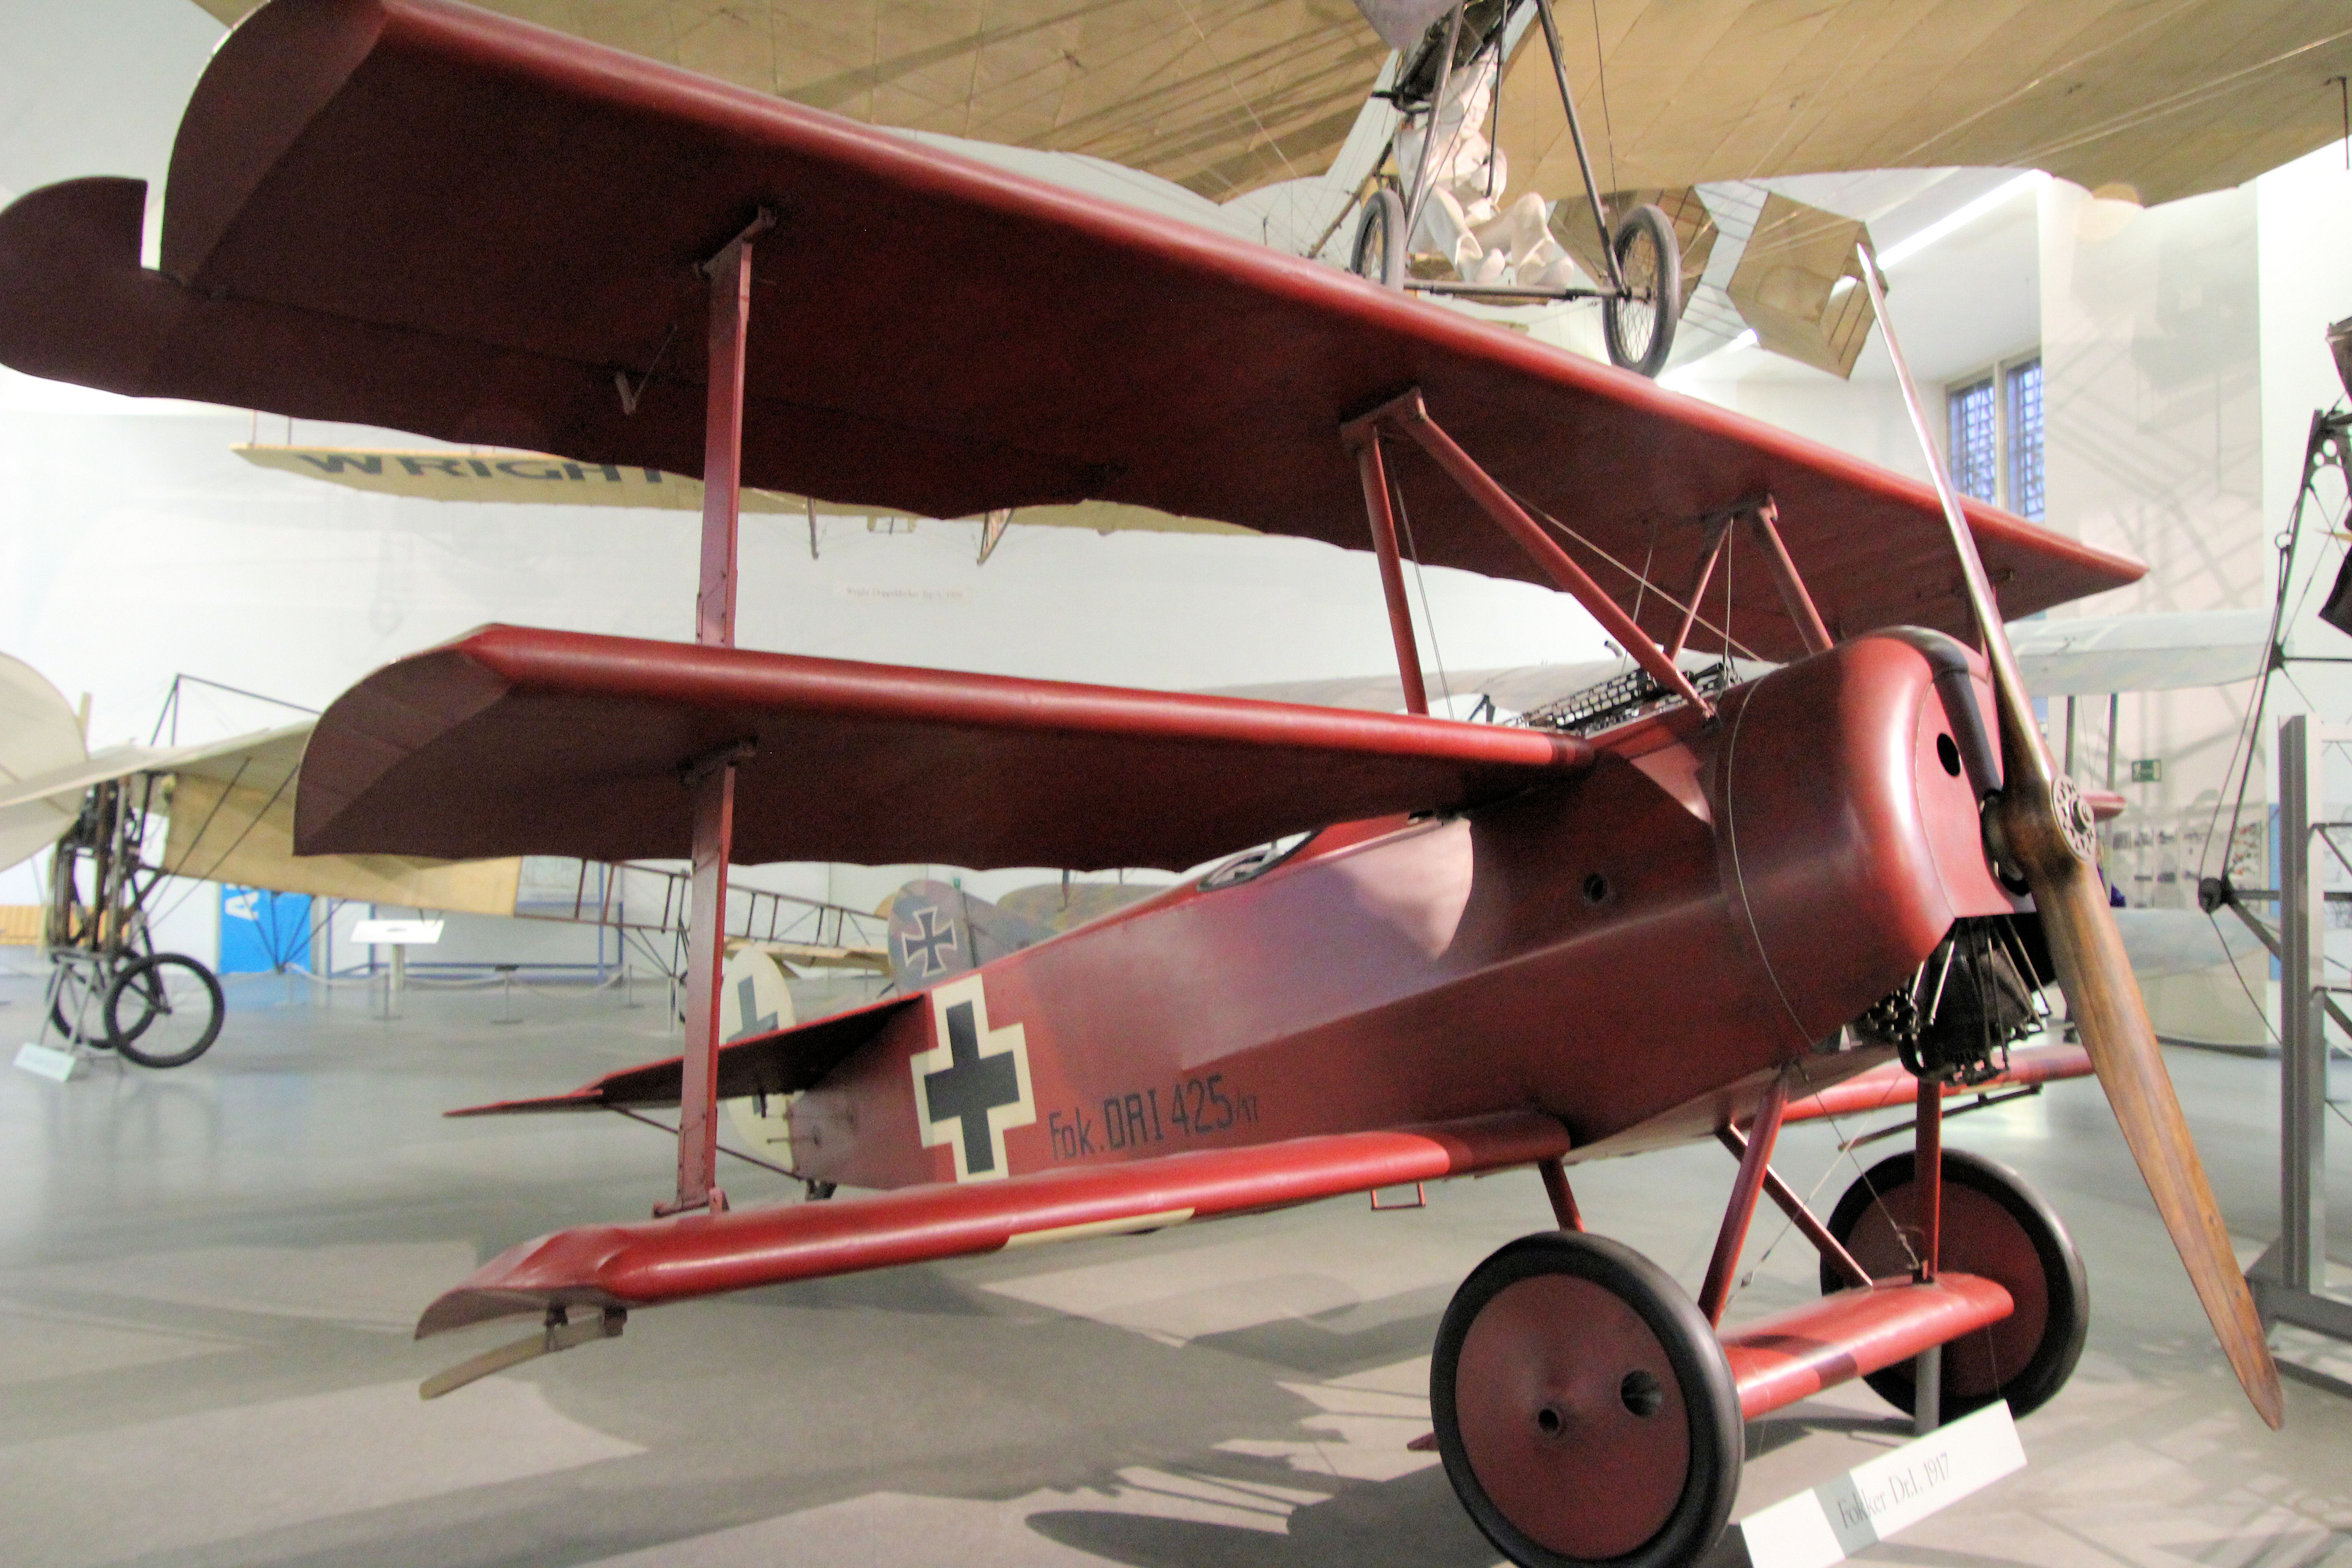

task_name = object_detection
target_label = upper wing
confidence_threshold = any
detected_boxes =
[0,0,2138,663]
[294,624,1593,872]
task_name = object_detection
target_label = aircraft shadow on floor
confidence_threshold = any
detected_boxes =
[1027,1461,1495,1568]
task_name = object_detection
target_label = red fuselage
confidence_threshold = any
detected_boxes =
[794,632,2017,1188]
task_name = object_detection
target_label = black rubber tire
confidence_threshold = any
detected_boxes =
[1351,186,1406,290]
[1602,203,1681,378]
[106,953,225,1069]
[1823,1148,2088,1420]
[1434,1232,1741,1568]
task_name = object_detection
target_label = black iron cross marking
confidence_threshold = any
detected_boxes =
[901,906,957,977]
[726,975,777,1042]
[923,1000,1021,1176]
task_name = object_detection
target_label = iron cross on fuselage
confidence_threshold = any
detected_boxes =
[922,998,1021,1176]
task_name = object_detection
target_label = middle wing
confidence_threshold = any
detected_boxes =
[295,624,1594,872]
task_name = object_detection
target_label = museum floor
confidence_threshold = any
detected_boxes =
[0,971,2346,1568]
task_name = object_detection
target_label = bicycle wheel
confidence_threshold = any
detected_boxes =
[105,954,225,1068]
[1602,204,1681,378]
[1351,186,1406,290]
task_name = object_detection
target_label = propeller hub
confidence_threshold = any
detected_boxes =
[1990,773,2097,881]
[2047,775,2098,864]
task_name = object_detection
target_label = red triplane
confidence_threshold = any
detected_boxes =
[0,3,2283,1564]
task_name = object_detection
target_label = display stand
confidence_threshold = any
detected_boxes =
[2243,715,2352,1349]
[353,917,444,1021]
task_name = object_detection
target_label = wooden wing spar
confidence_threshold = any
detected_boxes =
[0,0,2138,665]
[294,624,1592,872]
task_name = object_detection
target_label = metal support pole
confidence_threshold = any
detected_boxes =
[666,213,767,1219]
[1531,0,1624,291]
[1399,2,1465,264]
[1699,1071,1789,1324]
[1911,1071,1945,1431]
[1352,434,1429,715]
[2117,691,2136,789]
[2277,715,2326,1294]
[2063,695,2077,778]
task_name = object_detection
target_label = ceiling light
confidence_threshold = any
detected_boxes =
[1875,172,2044,269]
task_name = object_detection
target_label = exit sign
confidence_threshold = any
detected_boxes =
[2130,758,2163,783]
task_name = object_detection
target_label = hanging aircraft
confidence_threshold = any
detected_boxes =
[0,3,2288,1565]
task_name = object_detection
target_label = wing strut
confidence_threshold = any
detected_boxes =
[667,208,774,1219]
[1342,387,1712,715]
[1347,428,1431,715]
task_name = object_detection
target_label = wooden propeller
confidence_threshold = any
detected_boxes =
[1857,250,2284,1429]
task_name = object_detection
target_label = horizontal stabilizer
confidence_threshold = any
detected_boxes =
[297,626,1593,872]
[416,1110,1570,1337]
[449,994,918,1116]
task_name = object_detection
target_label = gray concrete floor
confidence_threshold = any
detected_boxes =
[0,971,2347,1568]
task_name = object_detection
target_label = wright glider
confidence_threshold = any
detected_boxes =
[0,4,2282,1565]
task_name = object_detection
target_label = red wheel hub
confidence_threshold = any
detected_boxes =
[1452,1272,1691,1560]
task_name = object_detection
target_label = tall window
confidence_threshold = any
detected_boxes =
[1946,354,2043,519]
[2006,357,2044,521]
[1947,377,1998,503]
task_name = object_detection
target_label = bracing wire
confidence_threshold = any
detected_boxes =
[1392,471,1457,714]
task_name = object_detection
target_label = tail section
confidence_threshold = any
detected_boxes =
[884,879,1050,986]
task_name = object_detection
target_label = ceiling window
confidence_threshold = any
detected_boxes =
[1947,353,2044,519]
[2006,357,2045,521]
[1947,376,1998,504]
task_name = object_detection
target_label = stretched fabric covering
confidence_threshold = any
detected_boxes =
[1496,1,2352,212]
[185,0,1387,203]
[0,0,2139,664]
[294,625,1594,872]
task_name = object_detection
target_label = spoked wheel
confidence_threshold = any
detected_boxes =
[1434,1233,1741,1568]
[1602,203,1681,378]
[1351,186,1406,290]
[1824,1149,2088,1419]
[105,953,225,1069]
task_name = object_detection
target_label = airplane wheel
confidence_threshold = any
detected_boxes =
[1602,203,1680,378]
[1352,186,1406,290]
[1823,1148,2087,1419]
[1433,1232,1741,1568]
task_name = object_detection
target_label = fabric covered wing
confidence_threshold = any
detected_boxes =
[0,0,2140,662]
[449,994,920,1115]
[416,1110,1572,1335]
[294,625,1592,871]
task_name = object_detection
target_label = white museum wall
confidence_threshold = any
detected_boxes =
[2036,177,2266,844]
